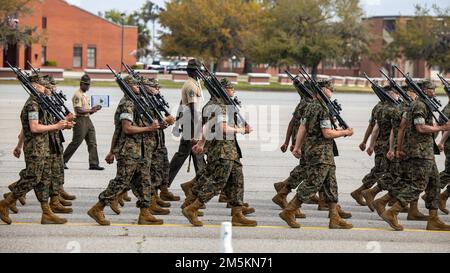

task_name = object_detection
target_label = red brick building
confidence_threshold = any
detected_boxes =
[1,0,138,71]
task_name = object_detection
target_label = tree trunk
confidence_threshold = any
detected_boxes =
[311,63,319,80]
[243,57,253,74]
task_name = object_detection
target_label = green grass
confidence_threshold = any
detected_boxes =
[0,79,445,94]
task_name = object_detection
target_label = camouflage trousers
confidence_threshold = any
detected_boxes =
[286,159,307,191]
[150,147,170,189]
[394,158,440,209]
[9,155,51,202]
[48,153,65,197]
[362,153,389,188]
[376,159,400,192]
[439,155,450,193]
[195,158,244,207]
[295,163,338,203]
[98,158,153,208]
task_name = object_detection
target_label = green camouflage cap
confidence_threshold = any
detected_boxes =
[43,75,57,86]
[220,78,234,89]
[28,74,41,83]
[80,74,91,84]
[38,77,52,89]
[187,59,201,70]
[144,78,160,88]
[318,79,335,92]
[123,75,139,85]
[417,79,436,90]
[382,85,394,92]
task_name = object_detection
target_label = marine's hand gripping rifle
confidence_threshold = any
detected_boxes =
[299,66,349,130]
[107,64,154,124]
[7,61,66,121]
[394,65,449,125]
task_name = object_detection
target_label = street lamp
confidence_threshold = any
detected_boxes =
[120,13,126,72]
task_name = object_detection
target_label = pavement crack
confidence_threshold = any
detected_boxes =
[119,227,129,237]
[136,235,147,253]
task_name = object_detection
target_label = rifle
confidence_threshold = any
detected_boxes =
[122,63,167,127]
[364,73,400,106]
[438,74,450,95]
[379,69,413,105]
[7,61,66,121]
[285,70,314,99]
[394,65,448,125]
[27,61,71,116]
[299,66,349,130]
[107,64,155,124]
[194,63,248,127]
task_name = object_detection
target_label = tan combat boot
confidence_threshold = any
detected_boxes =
[122,190,131,202]
[439,191,449,215]
[87,202,110,226]
[149,197,170,215]
[295,208,306,219]
[58,195,72,207]
[160,185,180,201]
[279,198,302,228]
[426,209,450,231]
[41,202,67,224]
[110,198,121,215]
[362,185,382,212]
[218,191,228,203]
[117,193,125,207]
[328,203,353,229]
[351,185,368,206]
[50,196,73,214]
[231,206,257,227]
[182,199,204,227]
[317,192,329,211]
[18,195,27,206]
[3,193,18,214]
[271,186,289,209]
[181,194,197,209]
[407,200,429,221]
[138,208,164,225]
[181,179,195,198]
[328,204,352,219]
[381,202,404,231]
[373,193,392,217]
[156,193,171,208]
[0,193,17,224]
[59,186,76,201]
[273,179,288,193]
[230,206,255,216]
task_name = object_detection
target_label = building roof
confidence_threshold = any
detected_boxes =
[62,0,137,29]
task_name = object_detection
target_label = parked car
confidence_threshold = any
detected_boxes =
[147,60,165,73]
[168,61,188,73]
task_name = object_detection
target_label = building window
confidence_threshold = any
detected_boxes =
[42,17,47,29]
[41,46,47,65]
[73,46,82,68]
[87,47,96,68]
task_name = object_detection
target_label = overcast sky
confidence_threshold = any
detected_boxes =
[66,0,449,17]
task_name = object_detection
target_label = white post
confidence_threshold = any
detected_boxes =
[220,222,233,253]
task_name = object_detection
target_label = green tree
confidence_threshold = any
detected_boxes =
[159,0,264,71]
[246,0,370,77]
[0,0,44,50]
[101,0,161,60]
[381,5,450,74]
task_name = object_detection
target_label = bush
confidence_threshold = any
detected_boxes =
[131,64,144,70]
[44,60,58,67]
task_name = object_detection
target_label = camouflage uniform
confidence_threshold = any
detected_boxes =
[192,97,245,207]
[294,100,338,203]
[150,113,170,190]
[377,101,408,193]
[372,102,399,192]
[361,101,386,188]
[393,99,440,209]
[9,97,52,202]
[285,98,312,190]
[98,96,156,208]
[439,103,450,195]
